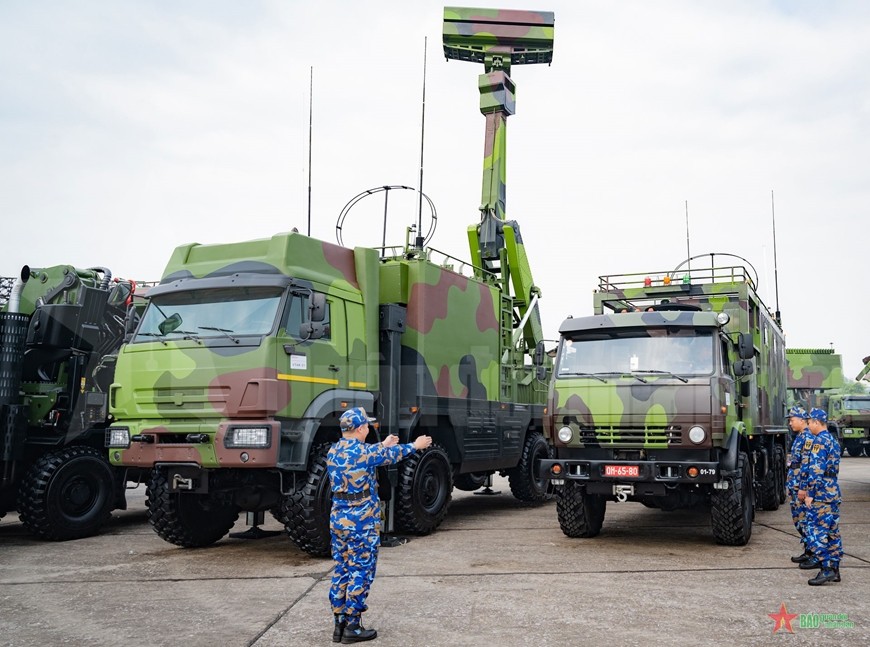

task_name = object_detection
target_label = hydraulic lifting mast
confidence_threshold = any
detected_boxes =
[442,7,554,359]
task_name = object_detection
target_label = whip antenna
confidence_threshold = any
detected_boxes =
[415,37,428,249]
[771,190,781,326]
[307,66,314,236]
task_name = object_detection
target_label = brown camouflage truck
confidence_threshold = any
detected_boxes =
[538,254,789,545]
[106,8,558,556]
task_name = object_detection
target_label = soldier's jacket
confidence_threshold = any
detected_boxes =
[799,429,841,503]
[327,438,415,532]
[787,428,811,490]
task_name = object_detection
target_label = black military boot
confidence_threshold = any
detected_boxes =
[790,550,812,564]
[808,568,839,586]
[341,616,377,644]
[798,557,820,570]
[332,614,346,643]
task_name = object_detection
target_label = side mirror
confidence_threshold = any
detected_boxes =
[733,359,754,377]
[300,322,325,340]
[158,312,183,335]
[536,365,548,381]
[309,293,326,323]
[736,333,754,360]
[533,341,546,367]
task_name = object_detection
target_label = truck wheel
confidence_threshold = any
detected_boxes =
[453,472,489,492]
[710,450,753,546]
[844,439,862,457]
[17,446,114,541]
[395,444,452,535]
[282,444,332,557]
[507,432,554,503]
[556,481,606,538]
[774,444,787,505]
[757,448,781,511]
[147,469,239,547]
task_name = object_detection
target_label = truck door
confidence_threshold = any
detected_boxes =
[276,293,349,419]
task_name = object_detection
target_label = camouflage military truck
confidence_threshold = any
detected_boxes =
[837,355,870,455]
[828,361,870,456]
[106,7,556,556]
[538,254,789,546]
[1,265,144,539]
[785,347,844,441]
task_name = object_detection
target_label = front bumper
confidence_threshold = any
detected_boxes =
[539,458,720,485]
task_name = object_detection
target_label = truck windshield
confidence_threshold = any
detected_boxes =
[557,330,715,377]
[134,287,283,342]
[843,397,870,408]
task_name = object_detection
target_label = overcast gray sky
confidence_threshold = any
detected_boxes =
[2,0,868,378]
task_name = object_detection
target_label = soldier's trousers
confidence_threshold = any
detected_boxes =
[804,501,842,568]
[788,488,806,543]
[329,527,380,616]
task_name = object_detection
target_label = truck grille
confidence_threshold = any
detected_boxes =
[582,426,682,447]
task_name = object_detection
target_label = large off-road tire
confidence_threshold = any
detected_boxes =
[282,444,332,557]
[710,450,754,546]
[556,480,606,538]
[453,471,489,492]
[757,447,782,511]
[395,444,452,535]
[507,432,554,503]
[774,444,787,505]
[17,446,115,540]
[843,439,863,457]
[146,469,239,548]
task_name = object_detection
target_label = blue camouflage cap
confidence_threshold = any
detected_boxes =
[787,405,808,419]
[808,407,827,422]
[339,407,376,431]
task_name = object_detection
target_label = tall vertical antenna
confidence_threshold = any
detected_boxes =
[684,200,691,272]
[307,66,314,236]
[771,189,781,326]
[415,37,428,249]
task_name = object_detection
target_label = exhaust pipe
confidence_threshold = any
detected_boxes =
[7,265,30,313]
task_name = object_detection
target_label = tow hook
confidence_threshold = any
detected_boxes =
[172,473,194,490]
[613,484,634,503]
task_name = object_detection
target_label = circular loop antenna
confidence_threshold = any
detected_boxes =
[335,185,437,249]
[670,252,759,290]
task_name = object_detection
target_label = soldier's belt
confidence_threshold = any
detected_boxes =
[332,489,371,501]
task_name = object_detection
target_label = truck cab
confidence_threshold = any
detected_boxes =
[539,256,789,546]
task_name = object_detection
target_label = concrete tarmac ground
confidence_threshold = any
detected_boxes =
[2,458,869,647]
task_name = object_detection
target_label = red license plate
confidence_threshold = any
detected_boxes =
[604,464,639,478]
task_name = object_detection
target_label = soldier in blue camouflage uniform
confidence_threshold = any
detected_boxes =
[797,408,842,585]
[327,407,432,643]
[786,406,813,564]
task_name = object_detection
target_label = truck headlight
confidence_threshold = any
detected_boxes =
[558,426,573,443]
[106,427,130,448]
[225,426,271,448]
[688,426,706,444]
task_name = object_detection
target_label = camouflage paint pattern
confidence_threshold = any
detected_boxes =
[786,348,844,391]
[546,266,787,454]
[443,10,551,359]
[109,231,544,472]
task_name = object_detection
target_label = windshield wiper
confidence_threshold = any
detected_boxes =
[558,371,609,383]
[624,372,648,383]
[165,329,203,344]
[136,332,167,345]
[198,326,240,344]
[636,369,688,383]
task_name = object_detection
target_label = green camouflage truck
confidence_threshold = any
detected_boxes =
[106,7,556,556]
[829,356,870,456]
[1,265,143,539]
[538,254,789,545]
[838,355,870,455]
[785,347,844,441]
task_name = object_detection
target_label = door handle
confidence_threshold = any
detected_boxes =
[328,365,340,372]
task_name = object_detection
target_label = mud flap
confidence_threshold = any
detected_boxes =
[718,428,740,473]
